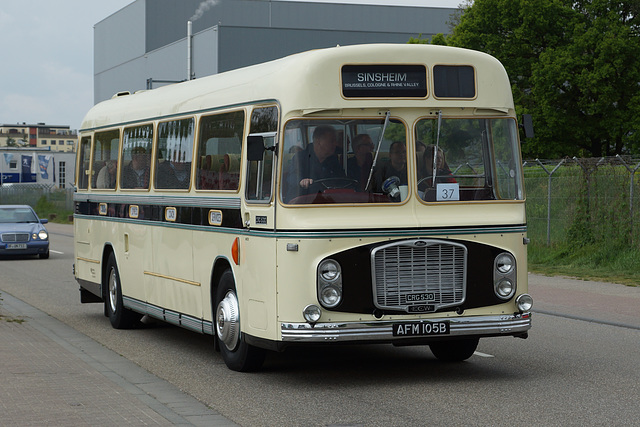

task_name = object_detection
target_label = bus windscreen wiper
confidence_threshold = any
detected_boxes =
[365,110,391,192]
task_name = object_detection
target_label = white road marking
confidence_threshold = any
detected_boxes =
[50,250,64,255]
[473,351,495,358]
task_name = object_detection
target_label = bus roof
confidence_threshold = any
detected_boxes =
[80,43,514,132]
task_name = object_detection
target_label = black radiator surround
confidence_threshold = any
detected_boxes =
[327,239,510,315]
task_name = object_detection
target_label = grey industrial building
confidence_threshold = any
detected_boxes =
[95,0,457,104]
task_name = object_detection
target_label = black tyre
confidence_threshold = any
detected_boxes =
[429,338,479,362]
[39,250,50,259]
[105,253,141,329]
[215,269,266,372]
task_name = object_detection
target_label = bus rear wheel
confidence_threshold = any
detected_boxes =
[105,253,141,329]
[215,270,266,372]
[429,338,479,362]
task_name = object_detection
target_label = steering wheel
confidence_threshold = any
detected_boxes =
[313,177,359,190]
[417,176,434,191]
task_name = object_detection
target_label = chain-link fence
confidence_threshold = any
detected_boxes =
[524,156,640,248]
[0,184,75,217]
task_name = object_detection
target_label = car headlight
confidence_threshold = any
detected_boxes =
[494,252,516,300]
[38,230,48,240]
[317,259,343,308]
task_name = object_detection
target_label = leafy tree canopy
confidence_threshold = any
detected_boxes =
[411,0,640,158]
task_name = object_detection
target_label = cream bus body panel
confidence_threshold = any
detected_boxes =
[74,218,101,285]
[275,202,526,232]
[145,227,201,318]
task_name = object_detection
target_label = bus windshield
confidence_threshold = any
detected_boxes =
[416,117,524,202]
[280,117,523,205]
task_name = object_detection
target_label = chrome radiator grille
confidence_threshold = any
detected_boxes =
[1,233,29,243]
[372,239,467,313]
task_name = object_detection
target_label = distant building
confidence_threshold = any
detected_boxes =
[0,123,77,152]
[0,147,75,188]
[94,0,457,103]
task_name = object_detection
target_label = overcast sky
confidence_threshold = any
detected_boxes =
[0,0,462,130]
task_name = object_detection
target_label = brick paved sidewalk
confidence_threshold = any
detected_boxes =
[0,292,238,427]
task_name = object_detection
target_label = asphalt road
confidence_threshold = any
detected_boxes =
[1,223,639,426]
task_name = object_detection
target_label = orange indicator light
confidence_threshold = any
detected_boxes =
[232,237,240,265]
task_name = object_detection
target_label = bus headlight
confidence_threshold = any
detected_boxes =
[516,294,533,312]
[495,279,515,299]
[319,259,340,282]
[303,304,322,323]
[317,259,343,308]
[494,252,516,300]
[495,253,514,274]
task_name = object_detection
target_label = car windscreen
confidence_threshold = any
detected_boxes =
[0,208,39,223]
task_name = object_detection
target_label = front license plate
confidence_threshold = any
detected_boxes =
[7,243,27,249]
[392,321,450,337]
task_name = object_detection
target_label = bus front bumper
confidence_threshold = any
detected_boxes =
[281,313,531,343]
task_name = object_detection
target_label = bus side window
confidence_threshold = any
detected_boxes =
[155,118,194,190]
[120,124,153,190]
[92,129,120,190]
[246,106,278,202]
[77,136,91,190]
[196,111,244,191]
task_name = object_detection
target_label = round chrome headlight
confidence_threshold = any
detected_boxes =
[319,260,340,282]
[320,285,342,308]
[495,253,515,274]
[495,279,515,300]
[38,230,48,240]
[516,294,533,312]
[303,305,322,323]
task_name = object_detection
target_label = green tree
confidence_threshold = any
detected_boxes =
[532,0,640,157]
[413,0,640,158]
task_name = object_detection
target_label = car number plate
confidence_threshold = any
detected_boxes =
[7,243,27,249]
[392,321,450,337]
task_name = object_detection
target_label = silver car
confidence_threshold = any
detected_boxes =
[0,205,50,259]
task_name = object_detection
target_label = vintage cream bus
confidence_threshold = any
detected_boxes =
[74,44,533,371]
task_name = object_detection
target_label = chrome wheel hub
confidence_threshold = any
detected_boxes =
[108,268,118,313]
[216,290,240,351]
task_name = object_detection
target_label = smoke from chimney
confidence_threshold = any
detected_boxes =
[191,0,219,21]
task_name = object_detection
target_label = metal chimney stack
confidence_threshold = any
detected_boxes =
[187,20,193,80]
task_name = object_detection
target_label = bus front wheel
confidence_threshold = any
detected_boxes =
[105,253,141,329]
[215,270,266,372]
[429,338,479,362]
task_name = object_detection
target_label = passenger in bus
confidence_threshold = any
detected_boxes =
[347,133,374,191]
[422,144,456,187]
[369,141,407,194]
[121,146,150,189]
[285,125,345,201]
[156,150,190,189]
[96,159,117,189]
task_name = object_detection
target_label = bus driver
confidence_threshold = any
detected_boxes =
[285,125,345,202]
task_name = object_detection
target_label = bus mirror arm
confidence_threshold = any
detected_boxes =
[247,135,266,161]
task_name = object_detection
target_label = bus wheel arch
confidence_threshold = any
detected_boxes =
[213,267,266,372]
